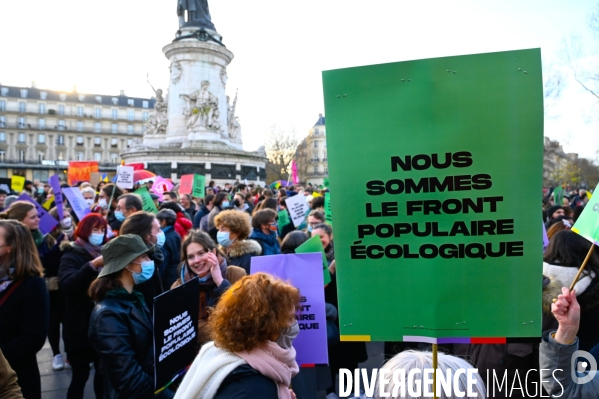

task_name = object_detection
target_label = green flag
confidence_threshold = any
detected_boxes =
[295,235,332,286]
[572,183,599,245]
[192,174,206,198]
[323,49,543,341]
[134,186,158,214]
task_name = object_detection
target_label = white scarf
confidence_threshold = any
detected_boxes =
[174,342,246,399]
[543,262,595,294]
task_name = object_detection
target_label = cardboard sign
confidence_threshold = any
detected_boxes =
[285,194,310,228]
[49,175,64,220]
[192,175,206,198]
[62,187,91,221]
[251,253,328,366]
[572,182,599,245]
[90,172,102,187]
[67,161,99,185]
[0,178,11,194]
[134,186,158,214]
[153,278,199,390]
[17,194,58,234]
[179,175,194,195]
[116,166,135,189]
[151,177,174,202]
[278,210,291,235]
[11,175,25,192]
[295,235,332,286]
[323,49,543,341]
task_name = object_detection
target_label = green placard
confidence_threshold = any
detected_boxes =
[295,235,332,286]
[323,49,543,341]
[572,183,599,244]
[135,186,158,214]
[324,177,330,188]
[324,192,333,226]
[192,174,206,198]
[278,210,290,235]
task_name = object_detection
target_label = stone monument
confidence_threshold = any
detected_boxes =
[122,0,266,185]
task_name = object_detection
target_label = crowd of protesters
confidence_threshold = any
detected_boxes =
[0,177,596,398]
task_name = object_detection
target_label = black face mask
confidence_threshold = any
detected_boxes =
[233,199,241,207]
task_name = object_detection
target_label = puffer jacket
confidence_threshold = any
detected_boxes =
[219,239,262,274]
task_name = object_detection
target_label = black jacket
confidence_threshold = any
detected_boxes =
[214,364,278,399]
[89,291,162,399]
[0,276,49,399]
[107,210,123,233]
[193,204,210,229]
[160,226,181,289]
[59,241,100,353]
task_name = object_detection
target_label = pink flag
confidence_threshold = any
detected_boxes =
[151,176,174,201]
[291,160,299,185]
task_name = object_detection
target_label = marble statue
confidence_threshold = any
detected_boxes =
[145,82,168,135]
[177,0,216,30]
[180,81,220,131]
[227,93,241,141]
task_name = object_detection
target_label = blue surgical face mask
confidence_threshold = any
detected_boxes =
[222,201,230,208]
[217,231,235,247]
[114,211,126,222]
[88,233,104,246]
[128,260,154,285]
[154,231,166,247]
[307,225,313,233]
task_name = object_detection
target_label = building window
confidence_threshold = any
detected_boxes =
[78,95,85,102]
[95,108,102,118]
[58,105,65,115]
[111,97,118,105]
[40,91,47,100]
[127,139,133,147]
[39,103,45,114]
[0,152,4,163]
[59,93,67,101]
[112,109,118,119]
[77,121,84,132]
[0,88,8,96]
[314,128,319,135]
[314,140,318,148]
[0,133,5,142]
[76,136,84,145]
[127,125,134,134]
[38,134,46,144]
[18,117,25,128]
[19,150,25,162]
[38,153,45,162]
[111,153,118,163]
[111,138,118,147]
[313,166,318,174]
[58,120,65,131]
[111,123,118,133]
[38,119,45,129]
[20,89,28,98]
[324,140,327,148]
[142,101,149,109]
[94,137,101,146]
[33,170,49,181]
[0,100,5,111]
[18,133,26,143]
[128,99,134,106]
[57,135,64,145]
[94,122,102,133]
[77,106,84,117]
[127,110,134,121]
[77,152,84,161]
[19,102,25,113]
[95,96,102,103]
[0,116,5,127]
[93,152,102,162]
[142,111,149,121]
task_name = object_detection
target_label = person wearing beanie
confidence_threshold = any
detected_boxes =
[546,205,565,226]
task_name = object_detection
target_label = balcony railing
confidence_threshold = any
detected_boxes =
[0,158,120,167]
[0,122,142,135]
[0,105,150,121]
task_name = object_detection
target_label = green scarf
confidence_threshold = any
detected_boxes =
[31,229,43,247]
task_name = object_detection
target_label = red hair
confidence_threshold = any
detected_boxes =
[74,213,107,243]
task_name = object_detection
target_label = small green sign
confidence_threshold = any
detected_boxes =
[295,235,332,286]
[278,210,291,235]
[135,186,158,214]
[572,183,599,245]
[192,174,206,198]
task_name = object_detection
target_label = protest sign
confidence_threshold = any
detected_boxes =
[571,183,599,245]
[553,186,563,206]
[67,161,98,185]
[49,175,64,220]
[17,194,58,234]
[192,174,206,198]
[543,222,549,250]
[153,277,199,390]
[0,178,11,194]
[151,177,174,202]
[90,172,102,187]
[323,49,543,341]
[278,210,291,235]
[324,192,333,225]
[178,175,194,195]
[135,186,158,214]
[116,166,135,189]
[324,177,330,188]
[62,187,91,221]
[296,235,332,286]
[285,194,310,227]
[42,196,54,210]
[11,175,25,192]
[251,253,328,366]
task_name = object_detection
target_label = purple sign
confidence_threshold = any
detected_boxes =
[49,175,64,220]
[250,253,328,366]
[543,222,549,250]
[17,194,58,235]
[62,187,91,221]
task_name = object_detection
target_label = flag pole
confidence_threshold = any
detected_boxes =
[433,343,438,399]
[569,244,596,292]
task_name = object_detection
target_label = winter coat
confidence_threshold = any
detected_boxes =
[171,266,246,346]
[214,364,278,399]
[219,239,262,274]
[160,226,181,289]
[89,289,173,399]
[0,277,49,399]
[193,204,211,229]
[208,206,224,231]
[58,241,100,353]
[542,262,599,351]
[248,229,281,256]
[174,211,192,239]
[0,349,23,399]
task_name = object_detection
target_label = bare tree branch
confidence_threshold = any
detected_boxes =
[264,125,300,183]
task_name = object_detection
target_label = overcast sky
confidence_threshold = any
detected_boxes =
[1,0,598,158]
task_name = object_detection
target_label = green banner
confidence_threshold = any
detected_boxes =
[278,210,290,236]
[324,192,333,226]
[553,185,563,206]
[323,49,543,341]
[135,186,158,214]
[192,174,206,198]
[572,183,599,245]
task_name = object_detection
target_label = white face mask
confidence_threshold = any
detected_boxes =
[84,198,95,208]
[98,198,108,210]
[61,217,72,229]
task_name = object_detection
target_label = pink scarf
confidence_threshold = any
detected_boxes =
[236,341,299,399]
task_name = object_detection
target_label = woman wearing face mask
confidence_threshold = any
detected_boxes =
[88,234,174,399]
[80,187,97,209]
[0,220,49,399]
[214,210,262,274]
[171,230,245,346]
[175,273,300,399]
[98,184,124,233]
[119,211,165,314]
[306,210,325,236]
[207,192,230,231]
[249,209,281,256]
[59,213,107,399]
[232,193,252,215]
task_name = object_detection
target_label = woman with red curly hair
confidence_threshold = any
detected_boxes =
[175,273,300,399]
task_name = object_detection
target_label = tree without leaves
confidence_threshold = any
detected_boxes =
[264,125,300,183]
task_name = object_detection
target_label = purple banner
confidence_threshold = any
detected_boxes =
[49,175,64,220]
[251,253,328,366]
[62,187,91,221]
[543,221,549,250]
[17,194,58,235]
